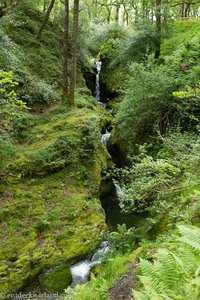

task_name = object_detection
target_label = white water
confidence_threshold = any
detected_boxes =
[101,130,111,147]
[70,241,110,288]
[113,180,123,199]
[95,61,102,102]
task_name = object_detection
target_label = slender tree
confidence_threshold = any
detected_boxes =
[69,0,79,106]
[37,0,56,40]
[63,0,69,100]
[155,0,161,59]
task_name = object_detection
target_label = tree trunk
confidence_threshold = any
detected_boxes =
[181,1,185,17]
[185,3,190,17]
[63,0,69,101]
[115,4,120,23]
[106,6,112,23]
[155,0,161,60]
[37,0,56,40]
[69,0,79,106]
[123,5,129,25]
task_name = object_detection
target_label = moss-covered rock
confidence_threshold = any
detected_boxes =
[0,102,112,297]
[39,265,72,293]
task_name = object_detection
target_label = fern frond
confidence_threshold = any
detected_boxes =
[133,290,152,300]
[133,291,162,300]
[178,225,200,251]
[139,258,157,278]
[139,274,166,295]
[177,244,199,274]
[155,250,183,289]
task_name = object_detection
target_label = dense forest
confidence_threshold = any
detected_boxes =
[0,0,200,299]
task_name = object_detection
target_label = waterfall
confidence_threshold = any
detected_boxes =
[70,241,110,288]
[113,180,123,200]
[101,130,111,147]
[95,61,102,103]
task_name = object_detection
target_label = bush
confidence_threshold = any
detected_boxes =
[0,28,22,71]
[115,63,179,145]
[107,224,135,253]
[0,136,16,176]
[21,76,58,104]
[19,135,79,176]
[0,69,27,126]
[12,114,36,141]
[118,154,181,213]
[115,131,200,216]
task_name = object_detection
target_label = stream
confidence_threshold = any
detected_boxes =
[69,60,144,289]
[70,241,110,288]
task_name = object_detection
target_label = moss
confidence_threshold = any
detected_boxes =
[0,101,113,296]
[39,265,72,293]
[148,213,169,239]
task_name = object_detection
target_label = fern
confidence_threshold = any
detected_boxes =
[178,225,200,252]
[155,250,183,289]
[133,225,200,300]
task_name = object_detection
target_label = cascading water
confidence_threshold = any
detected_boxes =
[95,61,102,103]
[101,130,111,147]
[70,241,110,288]
[113,180,123,199]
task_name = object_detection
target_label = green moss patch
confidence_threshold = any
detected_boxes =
[39,265,72,293]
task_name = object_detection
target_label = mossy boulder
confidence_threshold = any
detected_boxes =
[0,102,112,297]
[39,265,72,293]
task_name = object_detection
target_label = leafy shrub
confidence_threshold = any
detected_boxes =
[0,136,16,172]
[20,76,58,104]
[12,113,36,141]
[107,224,135,253]
[118,155,181,213]
[34,212,58,233]
[0,28,22,71]
[115,63,179,145]
[0,70,27,126]
[116,130,200,215]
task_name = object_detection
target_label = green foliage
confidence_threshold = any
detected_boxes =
[133,225,200,300]
[0,70,27,126]
[173,83,200,127]
[0,136,16,173]
[115,63,178,144]
[12,114,37,141]
[0,28,22,71]
[34,212,52,232]
[116,130,200,216]
[0,6,62,106]
[22,76,58,104]
[15,135,79,176]
[107,224,135,253]
[118,154,181,213]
